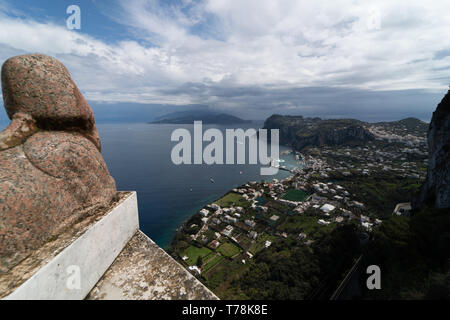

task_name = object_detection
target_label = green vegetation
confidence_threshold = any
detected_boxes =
[282,189,308,202]
[197,256,203,267]
[205,258,251,299]
[217,241,241,258]
[278,213,336,238]
[375,117,428,136]
[202,254,224,273]
[364,207,450,299]
[170,184,363,300]
[248,233,277,255]
[239,224,361,299]
[215,192,248,208]
[181,246,212,266]
[335,176,422,218]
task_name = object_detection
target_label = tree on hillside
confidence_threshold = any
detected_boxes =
[197,256,203,267]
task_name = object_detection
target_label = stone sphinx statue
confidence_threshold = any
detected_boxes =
[0,54,117,273]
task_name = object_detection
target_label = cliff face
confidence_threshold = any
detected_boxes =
[415,90,450,209]
[293,125,374,150]
[263,115,374,150]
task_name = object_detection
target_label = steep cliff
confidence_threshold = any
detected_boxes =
[263,115,375,150]
[415,90,450,209]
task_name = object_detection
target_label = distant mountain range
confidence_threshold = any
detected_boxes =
[149,110,251,124]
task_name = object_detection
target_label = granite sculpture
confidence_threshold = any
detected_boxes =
[0,54,117,274]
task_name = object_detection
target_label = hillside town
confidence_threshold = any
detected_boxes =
[169,117,429,293]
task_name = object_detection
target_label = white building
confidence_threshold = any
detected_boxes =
[222,225,234,237]
[188,266,201,274]
[352,201,366,210]
[224,215,237,224]
[318,219,331,225]
[320,204,336,213]
[245,220,256,228]
[393,203,412,216]
[249,231,258,240]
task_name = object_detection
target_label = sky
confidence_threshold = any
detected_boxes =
[0,0,449,123]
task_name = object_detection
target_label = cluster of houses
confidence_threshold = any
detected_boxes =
[191,192,260,249]
[198,170,379,250]
[179,121,428,278]
[368,125,427,146]
[187,123,426,266]
[317,138,427,181]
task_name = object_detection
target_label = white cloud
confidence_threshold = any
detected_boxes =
[100,0,450,91]
[0,0,449,109]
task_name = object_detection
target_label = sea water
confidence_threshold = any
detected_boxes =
[95,123,300,249]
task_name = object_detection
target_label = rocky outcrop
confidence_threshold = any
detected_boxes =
[0,54,117,273]
[414,90,450,209]
[292,125,374,150]
[263,115,374,150]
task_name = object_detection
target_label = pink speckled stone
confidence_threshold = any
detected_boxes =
[1,54,101,150]
[0,54,117,273]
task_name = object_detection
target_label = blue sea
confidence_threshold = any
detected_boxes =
[97,122,301,249]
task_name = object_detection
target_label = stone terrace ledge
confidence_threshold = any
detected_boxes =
[1,192,218,300]
[87,230,217,300]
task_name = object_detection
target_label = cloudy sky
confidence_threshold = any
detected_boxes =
[0,0,449,122]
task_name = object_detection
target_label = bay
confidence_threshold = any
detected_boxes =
[94,123,300,249]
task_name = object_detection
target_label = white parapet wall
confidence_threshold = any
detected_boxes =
[4,192,139,300]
